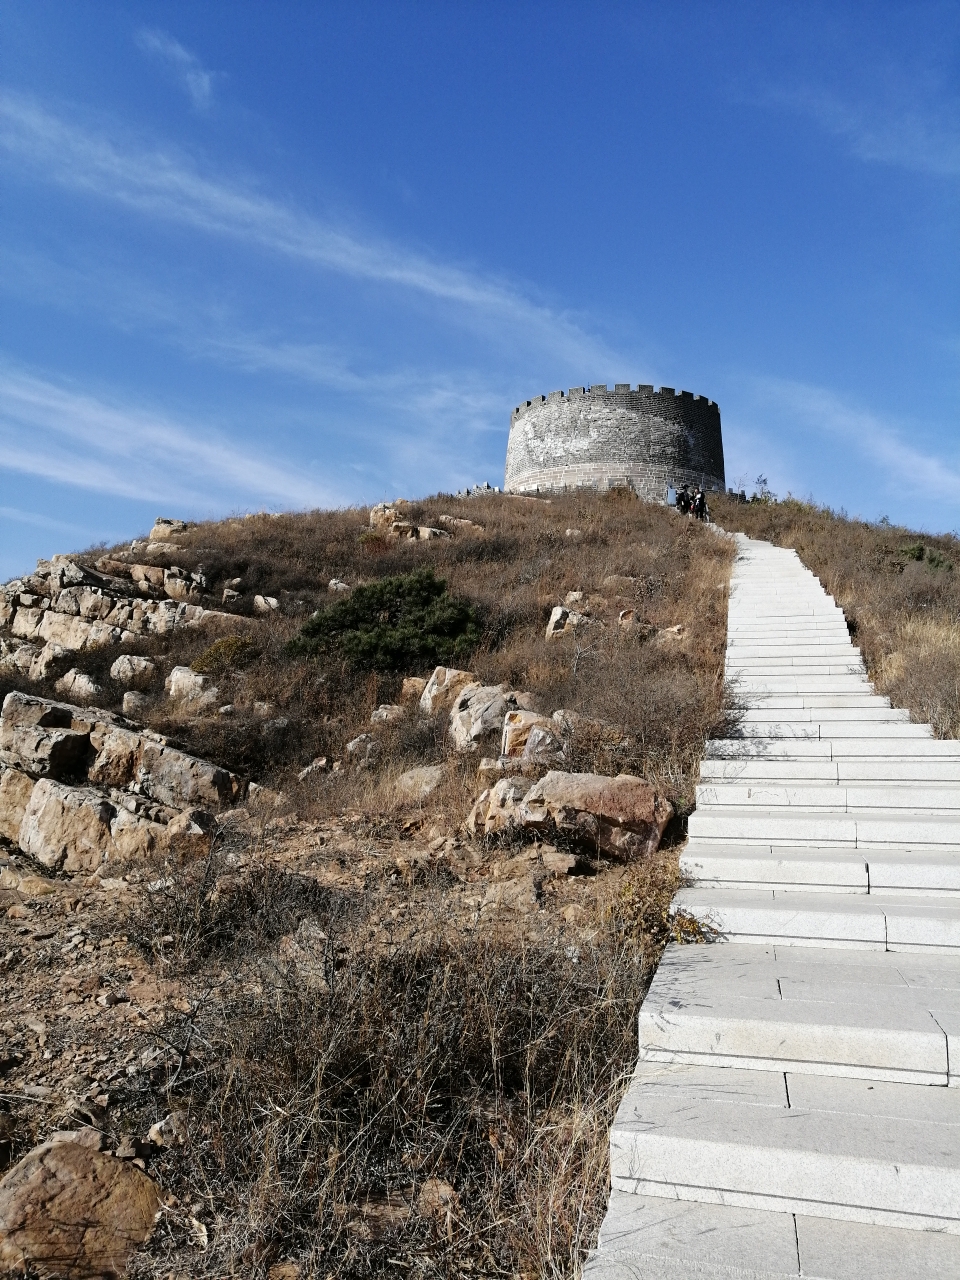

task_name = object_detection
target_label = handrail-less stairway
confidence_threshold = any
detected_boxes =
[585,533,960,1280]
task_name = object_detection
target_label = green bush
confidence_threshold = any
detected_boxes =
[288,568,482,673]
[190,635,258,677]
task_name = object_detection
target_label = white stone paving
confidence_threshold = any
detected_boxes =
[585,533,960,1278]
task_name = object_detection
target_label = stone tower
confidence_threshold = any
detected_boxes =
[504,383,725,500]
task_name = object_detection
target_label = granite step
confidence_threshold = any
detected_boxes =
[609,1062,960,1231]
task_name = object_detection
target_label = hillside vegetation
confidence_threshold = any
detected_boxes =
[0,492,732,1279]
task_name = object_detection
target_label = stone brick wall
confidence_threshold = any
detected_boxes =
[504,384,725,501]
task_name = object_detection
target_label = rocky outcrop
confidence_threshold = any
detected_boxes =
[467,769,673,859]
[0,691,245,875]
[0,551,242,680]
[419,667,476,715]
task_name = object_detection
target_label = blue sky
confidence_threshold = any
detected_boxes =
[1,1,958,577]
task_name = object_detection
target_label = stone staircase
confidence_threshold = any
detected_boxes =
[584,533,960,1279]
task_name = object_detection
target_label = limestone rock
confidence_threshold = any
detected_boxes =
[370,704,404,724]
[121,692,148,718]
[128,563,165,591]
[87,725,145,789]
[437,514,483,533]
[28,643,68,681]
[448,683,533,753]
[136,741,241,811]
[55,670,103,702]
[345,734,378,767]
[501,710,557,759]
[11,607,43,640]
[520,770,673,859]
[222,588,240,604]
[369,502,400,529]
[18,779,116,873]
[164,666,212,703]
[467,769,671,859]
[466,777,533,837]
[149,517,187,542]
[0,767,36,842]
[419,666,476,716]
[400,676,427,704]
[395,764,446,803]
[545,606,587,641]
[254,594,280,613]
[0,1140,159,1278]
[163,568,202,603]
[328,579,350,593]
[0,643,38,676]
[110,655,156,687]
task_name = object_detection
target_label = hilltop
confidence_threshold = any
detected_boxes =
[0,490,730,1278]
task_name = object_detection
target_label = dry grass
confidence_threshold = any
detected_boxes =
[2,491,733,1278]
[712,494,960,738]
[123,828,689,1280]
[7,491,735,816]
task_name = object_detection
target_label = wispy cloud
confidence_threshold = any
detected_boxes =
[0,362,338,510]
[767,85,960,178]
[135,29,216,109]
[0,93,621,370]
[751,376,960,504]
[0,506,88,536]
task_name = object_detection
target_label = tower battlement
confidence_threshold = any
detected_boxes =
[504,383,725,500]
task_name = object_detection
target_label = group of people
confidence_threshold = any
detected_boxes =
[675,484,709,520]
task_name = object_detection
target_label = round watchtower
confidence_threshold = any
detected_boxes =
[504,383,725,500]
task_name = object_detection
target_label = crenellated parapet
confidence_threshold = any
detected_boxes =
[504,383,725,501]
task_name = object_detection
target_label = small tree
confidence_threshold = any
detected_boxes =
[287,568,482,673]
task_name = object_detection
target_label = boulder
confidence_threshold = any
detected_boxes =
[254,594,280,613]
[122,692,148,718]
[128,563,165,590]
[448,683,533,753]
[136,741,241,811]
[149,517,187,542]
[345,733,379,767]
[0,767,36,842]
[165,666,209,701]
[87,724,146,789]
[0,723,90,780]
[395,764,446,803]
[419,666,476,716]
[0,1140,159,1279]
[110,655,156,687]
[437,514,483,533]
[328,579,350,593]
[163,568,201,603]
[501,710,557,759]
[18,779,117,873]
[415,526,450,540]
[467,770,671,859]
[520,771,673,859]
[55,670,102,702]
[222,588,240,604]
[466,777,533,837]
[369,502,400,529]
[545,606,587,641]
